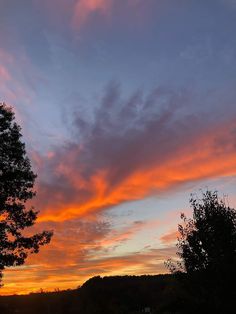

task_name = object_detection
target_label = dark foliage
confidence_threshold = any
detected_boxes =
[0,103,53,282]
[178,190,236,274]
[166,190,236,312]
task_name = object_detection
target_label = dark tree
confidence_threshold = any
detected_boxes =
[166,190,236,311]
[173,190,236,275]
[0,103,52,283]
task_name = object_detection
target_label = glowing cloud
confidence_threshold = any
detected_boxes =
[1,245,175,295]
[30,84,236,222]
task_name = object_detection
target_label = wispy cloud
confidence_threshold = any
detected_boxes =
[35,0,153,34]
[30,83,236,222]
[2,245,175,295]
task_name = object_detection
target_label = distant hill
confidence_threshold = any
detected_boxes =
[0,273,232,313]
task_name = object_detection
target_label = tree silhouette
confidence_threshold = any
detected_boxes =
[166,190,236,310]
[173,190,236,275]
[0,103,52,284]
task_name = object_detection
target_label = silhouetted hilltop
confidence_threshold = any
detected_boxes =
[0,274,189,314]
[0,273,234,313]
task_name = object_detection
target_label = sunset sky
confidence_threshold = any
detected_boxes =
[0,0,236,295]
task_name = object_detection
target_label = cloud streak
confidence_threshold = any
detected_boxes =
[31,83,236,222]
[2,245,175,295]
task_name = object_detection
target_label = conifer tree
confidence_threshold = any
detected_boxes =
[0,103,52,283]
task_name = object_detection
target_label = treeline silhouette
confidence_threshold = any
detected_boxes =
[0,273,235,314]
[0,274,202,314]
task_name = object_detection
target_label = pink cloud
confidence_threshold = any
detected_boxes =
[160,230,179,245]
[73,0,112,28]
[0,65,11,81]
[0,48,35,106]
[35,0,154,33]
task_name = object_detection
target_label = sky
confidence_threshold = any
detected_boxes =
[0,0,236,294]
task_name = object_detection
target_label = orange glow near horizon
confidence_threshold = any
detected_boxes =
[0,248,172,295]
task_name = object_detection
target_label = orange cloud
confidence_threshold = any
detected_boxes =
[1,246,175,295]
[36,114,236,223]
